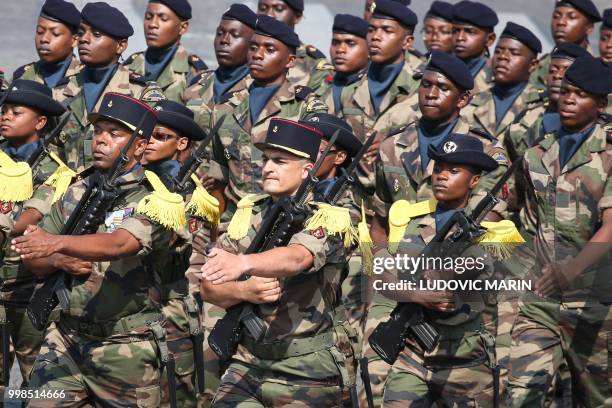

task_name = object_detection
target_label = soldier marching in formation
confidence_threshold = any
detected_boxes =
[0,0,609,407]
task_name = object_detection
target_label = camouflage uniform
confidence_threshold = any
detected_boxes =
[288,43,334,92]
[189,195,356,407]
[55,64,165,172]
[508,120,612,407]
[210,80,327,220]
[530,45,594,87]
[124,45,207,103]
[28,165,174,408]
[404,49,426,73]
[472,59,495,95]
[314,69,366,116]
[379,209,497,407]
[0,143,60,393]
[12,55,82,101]
[463,82,547,142]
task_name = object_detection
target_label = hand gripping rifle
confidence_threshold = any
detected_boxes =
[368,158,522,365]
[207,130,340,362]
[27,112,71,171]
[26,113,151,331]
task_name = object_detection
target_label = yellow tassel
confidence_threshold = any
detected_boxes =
[227,194,259,240]
[358,200,374,275]
[137,170,186,231]
[476,220,526,260]
[186,174,220,225]
[44,151,77,203]
[305,202,357,247]
[0,151,33,202]
[388,198,437,254]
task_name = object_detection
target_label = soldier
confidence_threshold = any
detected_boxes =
[504,43,590,163]
[317,14,369,115]
[208,15,327,225]
[124,0,207,103]
[257,0,333,91]
[364,0,411,22]
[56,1,165,173]
[600,9,612,63]
[192,118,355,407]
[380,133,508,407]
[507,56,612,408]
[464,23,546,142]
[531,0,601,87]
[0,80,67,394]
[142,99,213,407]
[366,51,508,407]
[421,1,454,54]
[12,0,81,100]
[340,0,420,144]
[451,0,498,95]
[12,93,180,407]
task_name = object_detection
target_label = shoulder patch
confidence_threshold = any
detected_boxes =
[491,152,508,166]
[129,72,147,85]
[141,87,165,103]
[315,59,333,71]
[188,71,208,88]
[309,226,326,239]
[306,45,326,60]
[295,85,313,101]
[305,98,326,112]
[188,54,208,72]
[12,64,29,80]
[122,52,140,66]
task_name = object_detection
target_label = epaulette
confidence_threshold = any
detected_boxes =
[315,59,334,71]
[129,72,148,85]
[305,202,357,247]
[188,70,208,88]
[44,151,77,204]
[0,150,33,202]
[227,193,269,240]
[476,220,525,260]
[388,198,437,254]
[217,91,234,104]
[412,71,424,81]
[306,45,326,60]
[185,174,220,225]
[295,85,313,101]
[387,125,409,137]
[469,127,497,142]
[12,63,30,80]
[188,54,208,72]
[137,170,186,231]
[122,52,140,66]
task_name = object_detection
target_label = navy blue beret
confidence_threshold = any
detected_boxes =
[426,1,454,22]
[81,2,134,38]
[222,4,257,29]
[452,1,498,29]
[555,0,601,22]
[255,15,300,49]
[281,0,304,13]
[1,79,66,116]
[603,8,611,29]
[500,22,542,54]
[428,133,498,172]
[564,55,612,95]
[371,0,418,29]
[154,100,206,141]
[300,113,363,160]
[149,0,192,20]
[425,51,474,90]
[40,0,81,29]
[551,42,591,60]
[333,14,369,39]
[392,0,411,5]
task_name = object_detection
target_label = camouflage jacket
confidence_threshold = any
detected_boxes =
[374,116,509,218]
[464,82,547,141]
[504,101,550,162]
[0,144,61,306]
[123,44,207,103]
[40,165,173,322]
[55,64,165,172]
[192,195,346,350]
[315,69,367,116]
[404,49,426,73]
[210,79,327,208]
[12,55,82,101]
[529,44,594,87]
[473,58,495,95]
[288,43,334,92]
[339,62,420,141]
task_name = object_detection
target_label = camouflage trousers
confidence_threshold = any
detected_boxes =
[340,254,367,348]
[382,320,497,407]
[0,304,46,391]
[211,347,350,407]
[27,321,162,407]
[508,296,612,407]
[360,296,396,408]
[198,302,226,408]
[160,298,197,408]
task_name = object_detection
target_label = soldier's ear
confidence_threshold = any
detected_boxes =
[71,33,78,49]
[469,172,481,190]
[34,114,48,133]
[456,91,470,110]
[402,32,415,51]
[585,22,594,37]
[179,20,189,36]
[528,57,539,75]
[133,138,148,158]
[285,54,297,69]
[176,136,189,152]
[116,38,128,56]
[485,31,496,48]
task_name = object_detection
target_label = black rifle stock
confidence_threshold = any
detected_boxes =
[207,130,342,362]
[26,113,150,331]
[368,159,522,365]
[27,112,71,171]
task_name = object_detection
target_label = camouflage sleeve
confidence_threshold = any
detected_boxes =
[599,168,612,213]
[0,213,12,243]
[373,140,395,218]
[300,93,328,119]
[138,81,166,107]
[305,60,334,92]
[41,200,66,235]
[209,115,229,184]
[22,184,55,218]
[118,215,170,256]
[288,228,345,274]
[186,227,208,295]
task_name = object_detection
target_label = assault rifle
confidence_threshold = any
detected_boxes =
[27,112,71,171]
[369,158,522,365]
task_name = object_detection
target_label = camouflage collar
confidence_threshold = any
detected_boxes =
[82,164,146,191]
